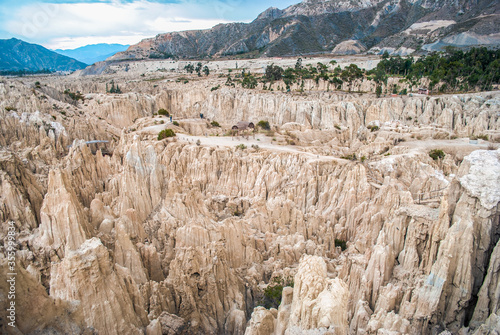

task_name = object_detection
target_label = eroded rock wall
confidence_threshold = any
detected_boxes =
[1,77,499,335]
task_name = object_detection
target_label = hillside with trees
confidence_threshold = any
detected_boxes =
[202,47,499,95]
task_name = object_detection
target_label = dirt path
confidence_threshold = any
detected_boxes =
[176,133,345,163]
[401,138,495,156]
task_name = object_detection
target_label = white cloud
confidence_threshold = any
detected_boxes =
[4,0,235,49]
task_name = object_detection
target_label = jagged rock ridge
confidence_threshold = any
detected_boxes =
[111,0,500,60]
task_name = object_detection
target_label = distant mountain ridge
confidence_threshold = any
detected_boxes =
[0,38,87,72]
[109,0,500,60]
[55,44,129,65]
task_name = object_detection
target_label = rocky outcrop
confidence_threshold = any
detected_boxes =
[0,260,88,334]
[106,0,499,60]
[288,256,349,334]
[347,149,500,334]
[157,86,500,138]
[471,241,500,328]
[0,150,44,230]
[1,75,500,335]
[244,255,349,335]
[35,169,93,255]
[332,40,367,55]
[49,238,148,335]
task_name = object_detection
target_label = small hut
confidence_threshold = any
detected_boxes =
[418,88,429,95]
[231,121,255,139]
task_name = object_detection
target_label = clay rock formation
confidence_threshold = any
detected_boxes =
[0,259,88,334]
[0,150,44,230]
[50,238,148,335]
[35,169,93,255]
[288,255,349,333]
[153,84,499,139]
[245,255,349,335]
[1,75,500,335]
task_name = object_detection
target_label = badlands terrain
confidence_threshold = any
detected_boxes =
[0,56,500,335]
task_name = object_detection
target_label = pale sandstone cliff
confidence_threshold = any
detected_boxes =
[0,76,499,334]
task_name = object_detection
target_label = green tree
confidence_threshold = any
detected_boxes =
[158,129,176,140]
[295,58,303,71]
[242,72,258,89]
[225,74,234,87]
[265,64,284,82]
[195,62,202,76]
[259,276,294,309]
[158,108,169,116]
[429,149,445,160]
[341,64,364,91]
[283,68,296,90]
[203,65,210,76]
[184,64,194,73]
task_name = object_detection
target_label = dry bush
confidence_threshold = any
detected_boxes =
[432,132,449,140]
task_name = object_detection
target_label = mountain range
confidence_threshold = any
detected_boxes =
[0,38,87,72]
[55,44,129,65]
[110,0,500,60]
[1,0,498,74]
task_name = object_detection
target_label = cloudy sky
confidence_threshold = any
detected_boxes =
[0,0,299,50]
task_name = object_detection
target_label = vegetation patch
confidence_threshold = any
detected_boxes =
[64,89,84,101]
[335,239,347,251]
[158,108,169,116]
[367,125,379,132]
[259,276,294,309]
[176,77,189,84]
[372,47,500,92]
[106,82,122,94]
[241,71,258,89]
[341,153,357,161]
[158,129,176,140]
[257,120,271,130]
[429,149,445,160]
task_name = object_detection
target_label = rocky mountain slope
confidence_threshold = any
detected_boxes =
[0,38,87,72]
[111,0,500,60]
[0,69,499,334]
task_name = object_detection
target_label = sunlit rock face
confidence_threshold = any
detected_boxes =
[0,74,499,335]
